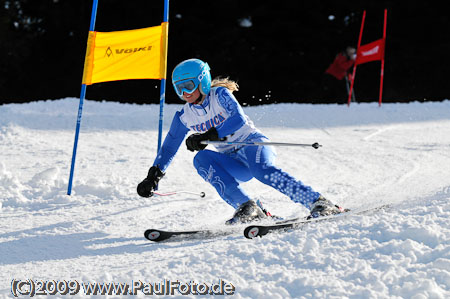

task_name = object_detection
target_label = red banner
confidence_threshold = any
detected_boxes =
[355,38,385,65]
[348,9,387,107]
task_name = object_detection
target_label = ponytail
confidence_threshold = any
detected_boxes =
[211,77,239,93]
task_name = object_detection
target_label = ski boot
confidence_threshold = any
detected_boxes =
[226,200,273,225]
[307,196,348,220]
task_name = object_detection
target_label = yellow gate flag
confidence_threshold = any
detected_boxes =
[82,23,168,85]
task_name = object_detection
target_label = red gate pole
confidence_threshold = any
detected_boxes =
[379,9,387,107]
[348,10,366,106]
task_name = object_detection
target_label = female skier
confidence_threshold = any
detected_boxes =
[137,58,345,223]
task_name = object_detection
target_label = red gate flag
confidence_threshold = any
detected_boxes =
[348,9,387,107]
[356,38,385,65]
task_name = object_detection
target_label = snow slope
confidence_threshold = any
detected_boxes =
[1,98,449,298]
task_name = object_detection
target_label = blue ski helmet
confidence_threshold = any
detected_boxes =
[172,58,211,100]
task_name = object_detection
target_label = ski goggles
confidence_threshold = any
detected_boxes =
[174,78,199,97]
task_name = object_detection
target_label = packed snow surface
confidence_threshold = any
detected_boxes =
[1,98,449,298]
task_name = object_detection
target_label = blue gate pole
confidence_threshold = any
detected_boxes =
[157,0,170,151]
[67,0,99,195]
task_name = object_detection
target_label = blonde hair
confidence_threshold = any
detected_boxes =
[211,77,239,93]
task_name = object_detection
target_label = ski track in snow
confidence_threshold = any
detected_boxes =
[0,98,450,298]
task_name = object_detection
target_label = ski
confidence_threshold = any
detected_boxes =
[144,218,284,242]
[244,204,389,239]
[145,205,389,241]
[144,227,237,242]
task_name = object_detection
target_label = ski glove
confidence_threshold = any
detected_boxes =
[137,166,165,197]
[185,127,223,152]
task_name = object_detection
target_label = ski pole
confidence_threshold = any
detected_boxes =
[201,141,322,149]
[153,190,206,198]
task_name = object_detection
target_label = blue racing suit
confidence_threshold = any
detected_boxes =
[153,87,320,209]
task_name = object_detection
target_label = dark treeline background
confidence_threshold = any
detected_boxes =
[1,0,449,106]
